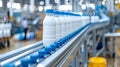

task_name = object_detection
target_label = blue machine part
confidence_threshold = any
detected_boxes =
[95,4,107,16]
[13,12,21,19]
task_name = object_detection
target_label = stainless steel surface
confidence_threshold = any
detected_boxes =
[96,28,105,56]
[58,22,109,67]
[0,41,43,62]
[105,33,120,37]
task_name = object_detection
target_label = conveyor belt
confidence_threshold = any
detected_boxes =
[4,22,109,67]
[37,21,110,67]
[0,14,110,67]
[0,41,43,66]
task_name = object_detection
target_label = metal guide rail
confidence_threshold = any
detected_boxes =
[0,41,43,63]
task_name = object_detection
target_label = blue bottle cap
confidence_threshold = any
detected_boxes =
[30,53,38,64]
[70,33,74,37]
[59,12,63,15]
[38,49,46,58]
[68,12,71,15]
[64,36,69,40]
[53,42,60,48]
[44,47,51,54]
[53,10,59,15]
[82,14,88,16]
[62,37,67,43]
[45,9,53,13]
[59,39,65,44]
[66,36,70,41]
[63,12,67,15]
[71,13,75,16]
[50,43,58,49]
[57,39,63,45]
[21,57,29,67]
[4,63,15,67]
[54,41,61,47]
[49,44,56,51]
[68,12,72,16]
[44,46,52,52]
[66,12,69,15]
[69,34,73,39]
[61,12,65,15]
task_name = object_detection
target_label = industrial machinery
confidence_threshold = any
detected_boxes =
[0,13,110,67]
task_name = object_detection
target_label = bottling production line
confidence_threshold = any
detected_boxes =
[0,12,110,67]
[0,0,118,66]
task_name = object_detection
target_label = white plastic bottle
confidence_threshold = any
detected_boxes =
[75,14,79,30]
[65,12,70,35]
[43,9,56,46]
[95,16,99,22]
[63,12,68,36]
[69,13,74,33]
[77,14,82,30]
[86,16,90,24]
[60,12,67,37]
[82,16,89,26]
[91,16,99,23]
[4,23,11,37]
[91,16,95,23]
[67,12,72,33]
[73,13,77,31]
[0,24,3,38]
[73,14,76,31]
[54,10,62,40]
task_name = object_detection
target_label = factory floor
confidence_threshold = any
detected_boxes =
[0,29,43,54]
[0,38,39,54]
[114,38,120,67]
[107,38,120,67]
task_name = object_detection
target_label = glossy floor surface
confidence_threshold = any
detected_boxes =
[107,38,120,67]
[114,38,120,67]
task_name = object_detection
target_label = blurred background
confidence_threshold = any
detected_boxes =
[0,0,120,67]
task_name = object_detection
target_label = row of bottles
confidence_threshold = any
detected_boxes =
[43,9,99,47]
[0,23,12,38]
[3,13,108,67]
[3,13,109,67]
[3,20,90,67]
